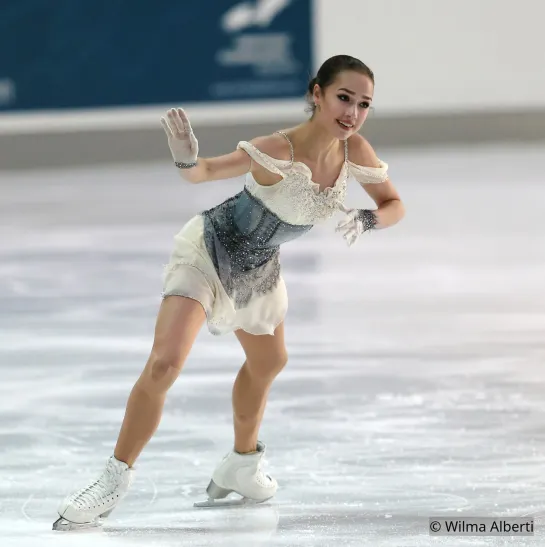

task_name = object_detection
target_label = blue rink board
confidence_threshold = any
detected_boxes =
[0,0,312,111]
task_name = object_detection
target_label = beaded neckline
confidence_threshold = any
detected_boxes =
[275,131,348,194]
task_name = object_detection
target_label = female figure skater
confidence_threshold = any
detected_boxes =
[53,54,405,530]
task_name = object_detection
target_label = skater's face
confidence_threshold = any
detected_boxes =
[312,70,374,138]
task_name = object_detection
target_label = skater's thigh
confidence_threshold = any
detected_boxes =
[148,295,206,370]
[235,322,288,380]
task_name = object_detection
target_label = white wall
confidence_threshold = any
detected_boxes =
[316,0,545,114]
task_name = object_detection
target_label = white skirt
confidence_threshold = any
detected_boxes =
[162,215,288,336]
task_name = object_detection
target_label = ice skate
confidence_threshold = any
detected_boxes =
[52,455,134,531]
[194,440,277,508]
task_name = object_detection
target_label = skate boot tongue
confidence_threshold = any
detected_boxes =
[69,457,129,506]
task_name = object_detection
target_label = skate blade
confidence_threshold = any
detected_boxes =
[52,517,102,531]
[52,508,113,532]
[194,496,272,509]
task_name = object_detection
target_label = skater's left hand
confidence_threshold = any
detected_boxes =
[335,203,378,247]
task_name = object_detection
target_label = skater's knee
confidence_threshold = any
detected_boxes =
[246,350,288,383]
[141,351,183,393]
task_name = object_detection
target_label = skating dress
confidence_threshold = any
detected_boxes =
[162,132,389,336]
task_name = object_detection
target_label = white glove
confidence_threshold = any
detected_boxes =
[160,108,199,167]
[335,203,378,247]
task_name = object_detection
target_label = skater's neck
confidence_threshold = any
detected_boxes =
[287,120,344,164]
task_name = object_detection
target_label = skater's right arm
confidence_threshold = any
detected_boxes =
[182,151,252,184]
[160,108,285,184]
[162,107,251,184]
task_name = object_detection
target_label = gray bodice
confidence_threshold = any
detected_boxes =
[202,187,312,308]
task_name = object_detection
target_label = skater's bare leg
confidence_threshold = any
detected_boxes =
[233,323,287,454]
[114,296,205,466]
[193,324,285,506]
[54,296,205,529]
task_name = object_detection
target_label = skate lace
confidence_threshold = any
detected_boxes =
[69,464,123,509]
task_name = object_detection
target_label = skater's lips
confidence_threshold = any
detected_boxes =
[336,119,354,130]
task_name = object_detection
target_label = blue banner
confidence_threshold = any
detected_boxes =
[0,0,313,111]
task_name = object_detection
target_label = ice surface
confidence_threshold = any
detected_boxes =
[1,143,545,545]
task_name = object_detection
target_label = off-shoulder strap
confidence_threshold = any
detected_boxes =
[274,131,295,167]
[237,141,288,177]
[348,159,389,184]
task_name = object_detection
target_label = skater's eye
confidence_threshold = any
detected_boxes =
[359,101,370,109]
[337,94,350,102]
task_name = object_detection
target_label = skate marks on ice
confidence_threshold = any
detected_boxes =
[8,351,545,546]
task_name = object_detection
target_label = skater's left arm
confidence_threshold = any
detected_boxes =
[335,136,405,246]
[347,134,405,230]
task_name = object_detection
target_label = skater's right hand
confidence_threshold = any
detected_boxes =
[335,202,378,246]
[160,108,199,166]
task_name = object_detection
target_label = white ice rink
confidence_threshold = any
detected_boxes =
[1,142,545,546]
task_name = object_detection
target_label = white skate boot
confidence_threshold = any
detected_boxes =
[52,455,134,531]
[194,440,277,508]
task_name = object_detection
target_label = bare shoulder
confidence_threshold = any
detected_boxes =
[248,133,292,161]
[347,133,382,168]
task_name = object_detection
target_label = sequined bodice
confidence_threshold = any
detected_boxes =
[201,188,312,308]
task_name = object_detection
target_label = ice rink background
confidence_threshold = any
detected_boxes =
[1,142,545,545]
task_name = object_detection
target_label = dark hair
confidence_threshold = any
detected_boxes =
[306,55,374,113]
